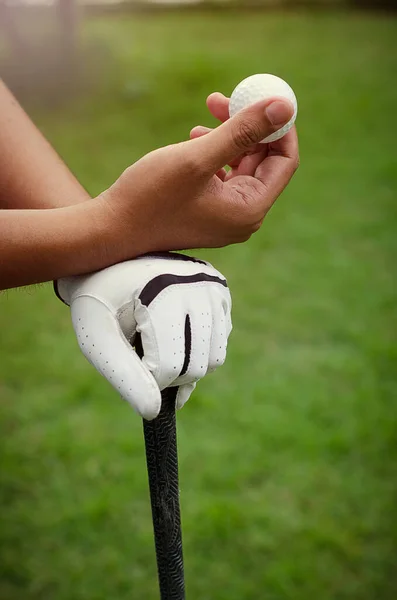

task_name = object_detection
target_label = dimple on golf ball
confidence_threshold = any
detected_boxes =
[229,74,297,143]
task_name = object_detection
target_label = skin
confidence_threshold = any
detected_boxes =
[0,82,299,290]
[0,81,90,209]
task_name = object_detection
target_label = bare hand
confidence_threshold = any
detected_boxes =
[100,96,299,257]
[0,88,299,289]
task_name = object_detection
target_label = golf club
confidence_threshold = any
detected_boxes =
[134,333,185,599]
[143,387,185,600]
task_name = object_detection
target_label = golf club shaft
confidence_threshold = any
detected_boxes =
[143,387,185,600]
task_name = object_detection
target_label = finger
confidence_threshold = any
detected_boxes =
[176,382,196,410]
[216,169,228,182]
[267,124,299,161]
[190,126,227,180]
[70,296,161,420]
[225,147,268,180]
[191,97,294,174]
[254,126,299,200]
[191,126,231,160]
[190,126,264,159]
[206,92,230,123]
[190,125,263,171]
[190,125,212,138]
[136,298,186,391]
[175,290,213,386]
[208,290,232,372]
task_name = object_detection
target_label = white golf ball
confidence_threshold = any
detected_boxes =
[229,74,297,143]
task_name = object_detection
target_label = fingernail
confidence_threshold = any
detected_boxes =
[265,100,293,127]
[191,125,211,137]
[195,126,212,134]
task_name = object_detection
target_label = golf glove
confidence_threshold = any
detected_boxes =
[55,252,232,420]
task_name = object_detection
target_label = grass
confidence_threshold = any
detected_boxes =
[1,9,397,600]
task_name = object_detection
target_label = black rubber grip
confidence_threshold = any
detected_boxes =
[143,387,185,599]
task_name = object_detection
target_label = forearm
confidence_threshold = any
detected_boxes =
[0,200,130,290]
[0,80,90,209]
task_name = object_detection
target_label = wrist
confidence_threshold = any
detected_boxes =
[38,201,113,278]
[56,197,130,274]
[0,198,145,290]
[95,189,149,263]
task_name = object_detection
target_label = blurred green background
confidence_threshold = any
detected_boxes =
[1,2,397,599]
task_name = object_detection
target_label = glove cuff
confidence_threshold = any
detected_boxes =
[140,251,207,266]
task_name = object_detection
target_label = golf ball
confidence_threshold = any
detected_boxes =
[229,74,297,143]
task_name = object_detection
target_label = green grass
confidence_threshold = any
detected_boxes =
[1,9,397,600]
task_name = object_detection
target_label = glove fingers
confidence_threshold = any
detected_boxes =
[176,382,197,410]
[208,291,232,372]
[136,296,188,390]
[71,296,161,420]
[176,291,212,386]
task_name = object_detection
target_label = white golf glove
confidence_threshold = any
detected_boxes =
[55,252,232,420]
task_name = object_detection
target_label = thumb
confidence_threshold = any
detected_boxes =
[70,296,162,420]
[194,97,294,173]
[175,382,197,411]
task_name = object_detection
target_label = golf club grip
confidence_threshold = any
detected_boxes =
[143,387,185,600]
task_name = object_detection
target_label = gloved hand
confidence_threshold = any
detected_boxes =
[55,253,232,420]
